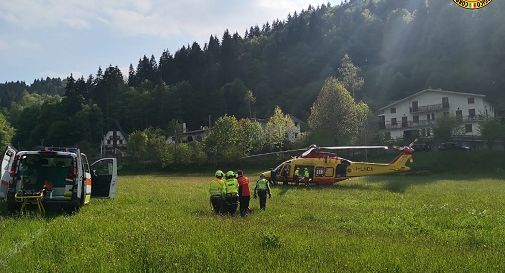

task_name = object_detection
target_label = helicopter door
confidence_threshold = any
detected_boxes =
[0,146,17,199]
[91,158,117,198]
[336,160,351,178]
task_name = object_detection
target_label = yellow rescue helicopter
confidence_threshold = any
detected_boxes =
[246,142,415,185]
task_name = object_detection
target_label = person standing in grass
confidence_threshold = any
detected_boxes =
[254,174,271,210]
[270,168,277,185]
[224,171,239,215]
[282,166,289,186]
[209,170,226,214]
[237,170,251,217]
[303,167,311,187]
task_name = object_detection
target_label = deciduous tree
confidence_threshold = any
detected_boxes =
[265,106,296,150]
[204,115,243,161]
[0,113,14,148]
[308,77,369,145]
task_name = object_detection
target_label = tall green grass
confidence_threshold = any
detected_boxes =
[1,173,505,272]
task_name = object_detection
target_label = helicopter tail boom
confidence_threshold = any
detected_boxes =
[346,149,413,177]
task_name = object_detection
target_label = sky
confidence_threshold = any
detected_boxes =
[0,0,342,83]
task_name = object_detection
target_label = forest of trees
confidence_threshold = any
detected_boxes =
[1,0,505,156]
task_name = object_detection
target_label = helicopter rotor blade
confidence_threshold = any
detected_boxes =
[301,148,315,157]
[241,148,306,159]
[320,146,389,150]
[392,145,403,151]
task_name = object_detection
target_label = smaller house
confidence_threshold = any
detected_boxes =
[289,117,304,143]
[166,123,209,144]
[253,116,304,143]
[101,130,128,157]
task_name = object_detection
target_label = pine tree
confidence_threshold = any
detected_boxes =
[128,64,137,86]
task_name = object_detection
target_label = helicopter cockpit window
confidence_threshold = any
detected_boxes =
[278,164,290,177]
[273,163,284,173]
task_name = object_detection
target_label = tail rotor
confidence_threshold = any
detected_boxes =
[391,139,418,152]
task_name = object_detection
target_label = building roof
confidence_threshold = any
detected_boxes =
[378,89,486,111]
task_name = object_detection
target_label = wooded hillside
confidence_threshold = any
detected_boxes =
[1,0,504,149]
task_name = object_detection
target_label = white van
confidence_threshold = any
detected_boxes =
[0,146,117,212]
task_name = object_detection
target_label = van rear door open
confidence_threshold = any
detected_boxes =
[0,146,17,199]
[91,158,117,198]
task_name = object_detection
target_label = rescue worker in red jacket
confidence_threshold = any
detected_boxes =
[237,170,251,217]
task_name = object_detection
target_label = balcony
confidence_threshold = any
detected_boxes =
[382,115,486,130]
[384,120,436,130]
[410,103,450,114]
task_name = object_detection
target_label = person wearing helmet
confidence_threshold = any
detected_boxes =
[294,167,301,185]
[270,168,277,185]
[254,173,271,210]
[209,170,226,214]
[303,167,311,186]
[237,170,251,217]
[224,171,239,215]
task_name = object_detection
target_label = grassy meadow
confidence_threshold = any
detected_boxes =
[1,171,505,272]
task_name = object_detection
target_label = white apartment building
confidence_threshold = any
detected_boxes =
[378,89,495,140]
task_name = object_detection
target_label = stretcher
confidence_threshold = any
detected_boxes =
[15,190,46,215]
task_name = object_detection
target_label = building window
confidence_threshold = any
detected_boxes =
[411,101,418,112]
[468,97,475,104]
[107,140,111,145]
[402,116,408,128]
[390,107,396,114]
[413,115,419,123]
[118,140,123,145]
[391,118,397,126]
[465,124,473,133]
[442,97,449,108]
[431,113,435,121]
[469,109,476,118]
[427,114,431,121]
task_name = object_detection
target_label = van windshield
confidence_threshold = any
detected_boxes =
[17,154,74,193]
